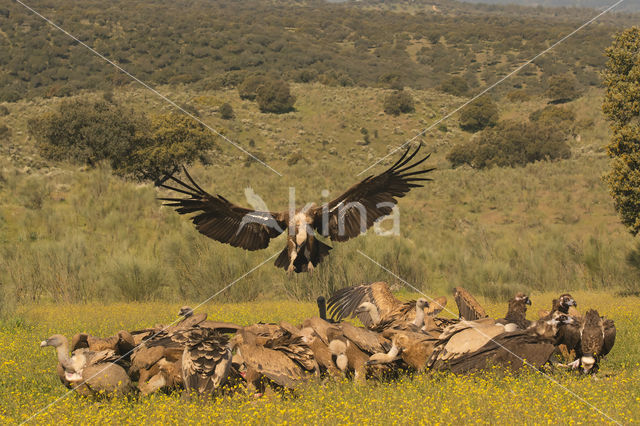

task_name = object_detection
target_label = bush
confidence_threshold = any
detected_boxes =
[121,113,217,181]
[459,96,499,132]
[28,99,145,166]
[256,79,296,113]
[28,99,215,181]
[219,102,234,119]
[0,105,9,116]
[439,76,469,96]
[603,27,640,235]
[383,90,415,116]
[0,124,10,140]
[238,75,267,101]
[447,119,571,169]
[546,74,581,104]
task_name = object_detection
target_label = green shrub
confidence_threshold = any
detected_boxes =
[546,74,581,104]
[256,79,296,113]
[238,75,267,101]
[603,27,640,235]
[447,119,571,169]
[28,99,215,181]
[219,102,234,119]
[28,99,145,166]
[459,96,499,132]
[383,90,415,116]
[439,76,469,97]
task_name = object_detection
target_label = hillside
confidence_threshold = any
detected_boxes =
[1,80,637,305]
[0,0,636,102]
[458,0,640,12]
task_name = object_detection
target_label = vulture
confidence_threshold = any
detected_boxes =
[180,327,232,399]
[575,309,616,374]
[453,287,488,321]
[40,334,133,397]
[71,330,136,370]
[158,145,433,273]
[539,293,578,319]
[428,316,572,374]
[230,328,311,392]
[496,293,532,331]
[327,281,447,329]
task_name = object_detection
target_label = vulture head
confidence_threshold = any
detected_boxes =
[40,334,67,349]
[328,339,348,372]
[416,298,429,310]
[178,306,194,318]
[354,302,381,325]
[514,293,532,306]
[557,294,577,313]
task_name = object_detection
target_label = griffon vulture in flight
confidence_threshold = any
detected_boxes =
[158,146,433,273]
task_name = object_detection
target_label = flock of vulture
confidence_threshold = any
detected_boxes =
[40,282,616,399]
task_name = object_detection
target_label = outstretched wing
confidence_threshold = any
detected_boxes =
[453,287,488,321]
[158,168,288,251]
[326,281,400,324]
[311,145,434,242]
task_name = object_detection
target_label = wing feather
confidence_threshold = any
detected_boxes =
[312,145,434,242]
[158,167,287,251]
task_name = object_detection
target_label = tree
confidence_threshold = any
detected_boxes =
[439,76,469,97]
[28,99,215,181]
[603,27,640,235]
[447,119,571,169]
[219,102,234,119]
[383,90,415,116]
[458,96,498,132]
[546,74,581,104]
[256,79,296,113]
[123,113,217,181]
[28,99,145,166]
[238,75,267,101]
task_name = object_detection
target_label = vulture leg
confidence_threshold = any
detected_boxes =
[139,373,167,396]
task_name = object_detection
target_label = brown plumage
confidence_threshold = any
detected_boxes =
[159,146,433,273]
[327,282,445,329]
[453,287,488,321]
[40,334,133,397]
[428,316,571,374]
[180,327,232,399]
[578,309,616,374]
[231,329,309,391]
[496,293,532,330]
[71,330,135,355]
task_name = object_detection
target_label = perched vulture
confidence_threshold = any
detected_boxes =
[40,334,133,397]
[71,330,136,360]
[577,309,616,374]
[180,327,232,399]
[231,329,309,391]
[327,281,447,328]
[453,287,488,321]
[428,316,572,374]
[539,293,578,319]
[158,145,433,273]
[496,293,532,331]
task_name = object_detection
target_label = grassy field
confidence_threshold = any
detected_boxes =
[2,83,639,309]
[1,292,638,424]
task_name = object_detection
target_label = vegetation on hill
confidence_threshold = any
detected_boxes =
[603,27,640,236]
[0,0,635,102]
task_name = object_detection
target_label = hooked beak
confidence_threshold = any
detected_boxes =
[525,298,532,306]
[568,299,577,307]
[40,340,48,347]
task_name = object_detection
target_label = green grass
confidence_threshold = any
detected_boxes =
[1,84,638,304]
[1,294,638,424]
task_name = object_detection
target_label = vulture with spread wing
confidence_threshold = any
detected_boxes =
[158,146,433,273]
